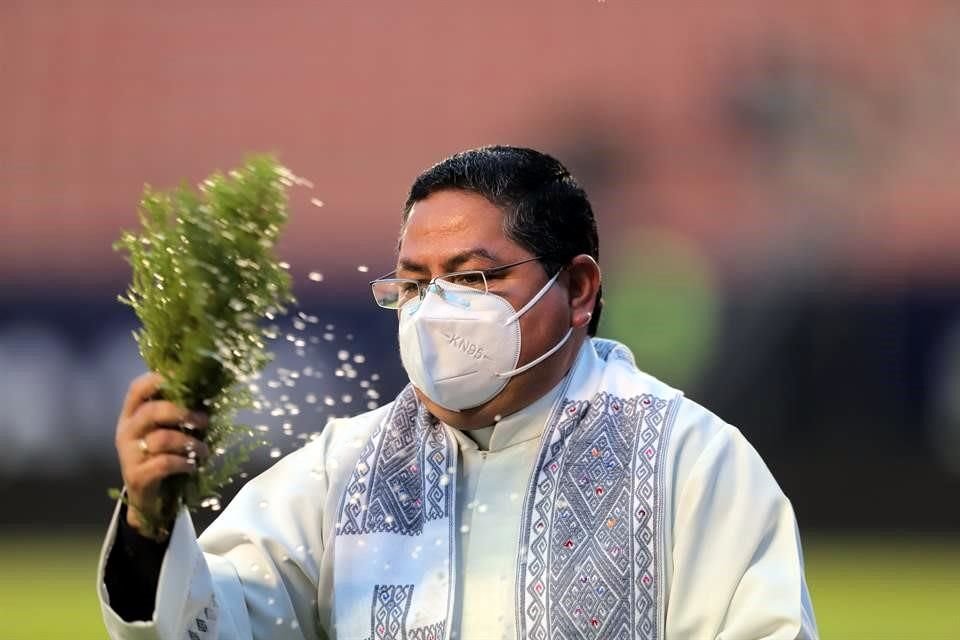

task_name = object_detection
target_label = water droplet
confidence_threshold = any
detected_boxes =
[357,265,369,273]
[270,448,282,458]
[494,414,503,422]
[439,475,450,486]
[509,492,520,502]
[384,514,394,524]
[275,617,284,625]
[268,597,276,606]
[310,198,325,208]
[353,354,366,364]
[250,563,260,572]
[337,349,350,361]
[341,394,353,403]
[459,524,470,533]
[290,620,300,630]
[477,504,488,513]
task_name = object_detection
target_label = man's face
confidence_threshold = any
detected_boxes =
[395,189,577,429]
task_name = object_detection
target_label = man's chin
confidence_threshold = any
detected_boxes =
[413,388,500,430]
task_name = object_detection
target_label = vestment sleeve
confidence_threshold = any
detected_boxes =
[97,433,334,640]
[665,423,819,640]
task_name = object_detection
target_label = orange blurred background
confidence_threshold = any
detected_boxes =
[1,0,959,543]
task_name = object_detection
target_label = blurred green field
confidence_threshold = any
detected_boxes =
[0,534,957,639]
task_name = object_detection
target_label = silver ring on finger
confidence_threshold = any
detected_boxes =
[137,437,150,457]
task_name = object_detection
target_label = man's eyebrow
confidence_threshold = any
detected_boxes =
[396,257,428,274]
[396,248,501,275]
[442,248,501,272]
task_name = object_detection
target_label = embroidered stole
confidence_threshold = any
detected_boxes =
[333,339,681,640]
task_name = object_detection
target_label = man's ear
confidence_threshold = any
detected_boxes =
[565,255,601,329]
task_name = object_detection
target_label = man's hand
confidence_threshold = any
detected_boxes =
[115,372,209,539]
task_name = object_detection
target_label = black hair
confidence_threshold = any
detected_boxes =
[401,145,602,335]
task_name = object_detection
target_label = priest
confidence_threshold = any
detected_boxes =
[98,145,818,639]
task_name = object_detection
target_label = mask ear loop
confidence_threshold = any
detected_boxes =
[496,268,571,378]
[496,327,573,378]
[503,269,562,326]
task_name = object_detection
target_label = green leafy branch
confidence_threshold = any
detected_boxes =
[112,155,299,537]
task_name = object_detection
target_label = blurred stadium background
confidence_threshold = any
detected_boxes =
[1,1,959,637]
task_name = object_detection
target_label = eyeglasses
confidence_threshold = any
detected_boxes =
[369,256,544,309]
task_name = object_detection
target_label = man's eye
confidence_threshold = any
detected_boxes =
[448,273,484,287]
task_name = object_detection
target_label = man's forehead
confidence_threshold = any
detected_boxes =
[398,192,516,267]
[403,191,503,233]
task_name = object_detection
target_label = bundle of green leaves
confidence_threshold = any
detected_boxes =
[112,155,299,536]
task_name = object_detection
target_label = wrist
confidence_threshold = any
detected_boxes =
[123,500,172,542]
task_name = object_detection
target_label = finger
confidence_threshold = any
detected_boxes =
[131,453,199,491]
[121,372,165,420]
[141,429,210,460]
[126,400,193,439]
[179,410,210,433]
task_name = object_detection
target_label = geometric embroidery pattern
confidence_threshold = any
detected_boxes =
[407,620,445,640]
[367,584,414,640]
[184,595,218,640]
[335,339,676,640]
[360,582,444,640]
[337,386,453,537]
[517,389,678,640]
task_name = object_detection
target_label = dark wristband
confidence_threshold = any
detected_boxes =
[103,503,170,621]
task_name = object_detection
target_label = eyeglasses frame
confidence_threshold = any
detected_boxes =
[369,255,547,309]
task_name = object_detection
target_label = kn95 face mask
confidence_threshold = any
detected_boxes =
[398,271,572,411]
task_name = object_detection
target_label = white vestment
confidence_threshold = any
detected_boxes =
[97,338,818,639]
